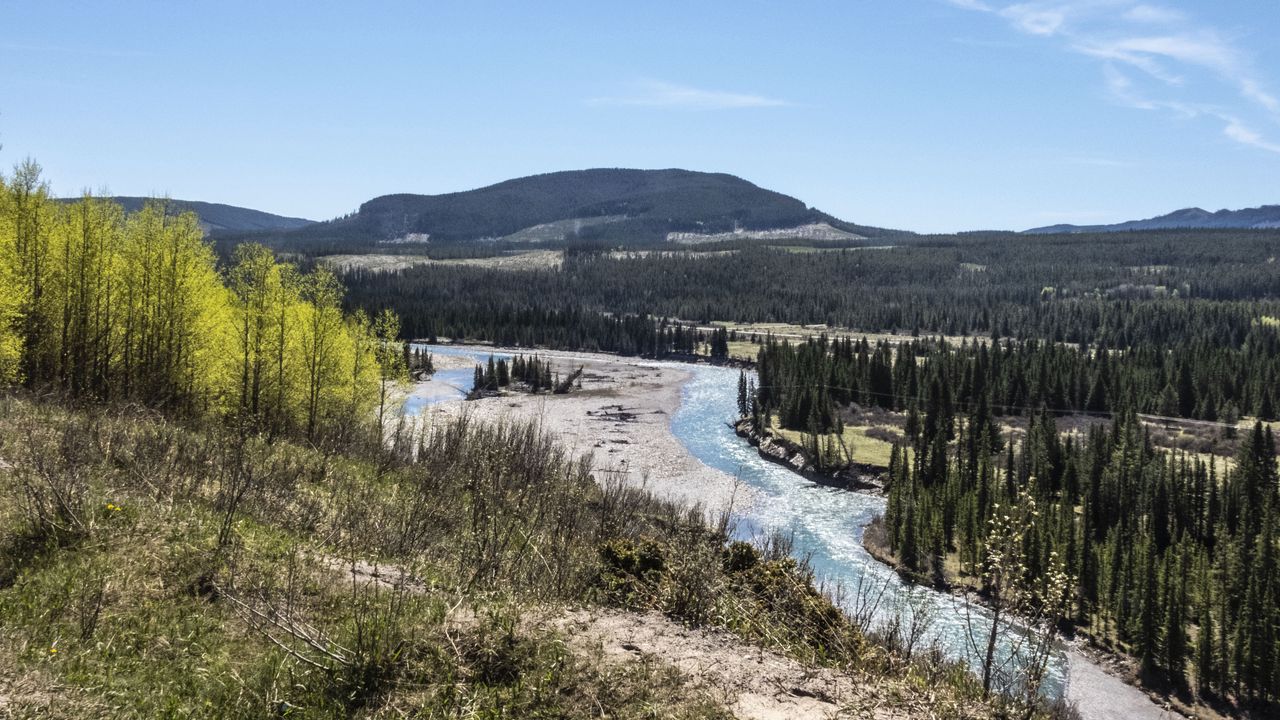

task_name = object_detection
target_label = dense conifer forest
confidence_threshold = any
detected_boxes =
[341,232,1280,351]
[753,332,1280,431]
[875,399,1279,706]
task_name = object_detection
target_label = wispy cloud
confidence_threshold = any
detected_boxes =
[999,3,1070,36]
[587,80,791,110]
[943,0,1280,155]
[1103,64,1161,109]
[1104,66,1280,155]
[1123,4,1184,24]
[1080,33,1238,78]
[1222,117,1280,154]
[1241,78,1280,114]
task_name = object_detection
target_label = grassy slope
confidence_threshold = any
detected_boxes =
[0,394,1027,718]
[768,419,899,468]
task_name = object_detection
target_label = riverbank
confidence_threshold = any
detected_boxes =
[413,347,752,515]
[733,418,888,493]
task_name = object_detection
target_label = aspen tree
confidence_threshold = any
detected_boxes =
[373,308,406,428]
[228,243,277,422]
[300,267,345,439]
[10,161,52,383]
[0,173,26,381]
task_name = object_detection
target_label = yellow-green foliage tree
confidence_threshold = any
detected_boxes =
[0,173,28,381]
[373,308,408,428]
[6,160,52,384]
[0,161,392,440]
[50,195,125,397]
[114,200,230,412]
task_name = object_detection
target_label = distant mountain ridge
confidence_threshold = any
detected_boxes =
[57,196,314,235]
[273,168,899,248]
[1025,204,1280,234]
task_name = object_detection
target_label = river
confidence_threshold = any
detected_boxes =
[408,345,1172,720]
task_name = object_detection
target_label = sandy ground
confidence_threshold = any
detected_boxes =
[321,558,945,720]
[553,608,917,720]
[422,349,476,373]
[415,350,751,515]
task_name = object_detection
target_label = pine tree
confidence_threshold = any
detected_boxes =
[1162,549,1187,685]
[1197,574,1217,696]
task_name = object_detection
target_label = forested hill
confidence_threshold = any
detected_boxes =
[1026,203,1280,233]
[56,196,314,235]
[251,168,901,251]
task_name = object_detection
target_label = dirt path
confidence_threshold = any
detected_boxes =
[320,557,963,719]
[555,608,1180,720]
[551,608,918,720]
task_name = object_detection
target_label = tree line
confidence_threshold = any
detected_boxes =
[753,331,1280,437]
[340,236,1280,355]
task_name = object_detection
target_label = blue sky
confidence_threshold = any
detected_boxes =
[1,1,1277,232]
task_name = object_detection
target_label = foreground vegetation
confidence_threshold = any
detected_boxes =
[0,394,1037,717]
[0,396,718,717]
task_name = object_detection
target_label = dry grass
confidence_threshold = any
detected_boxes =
[727,339,760,362]
[768,419,899,468]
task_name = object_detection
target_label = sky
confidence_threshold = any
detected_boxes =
[1,1,1277,233]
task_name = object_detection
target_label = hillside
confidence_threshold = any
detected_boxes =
[258,168,899,251]
[1025,204,1280,233]
[57,196,313,235]
[0,391,1018,719]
